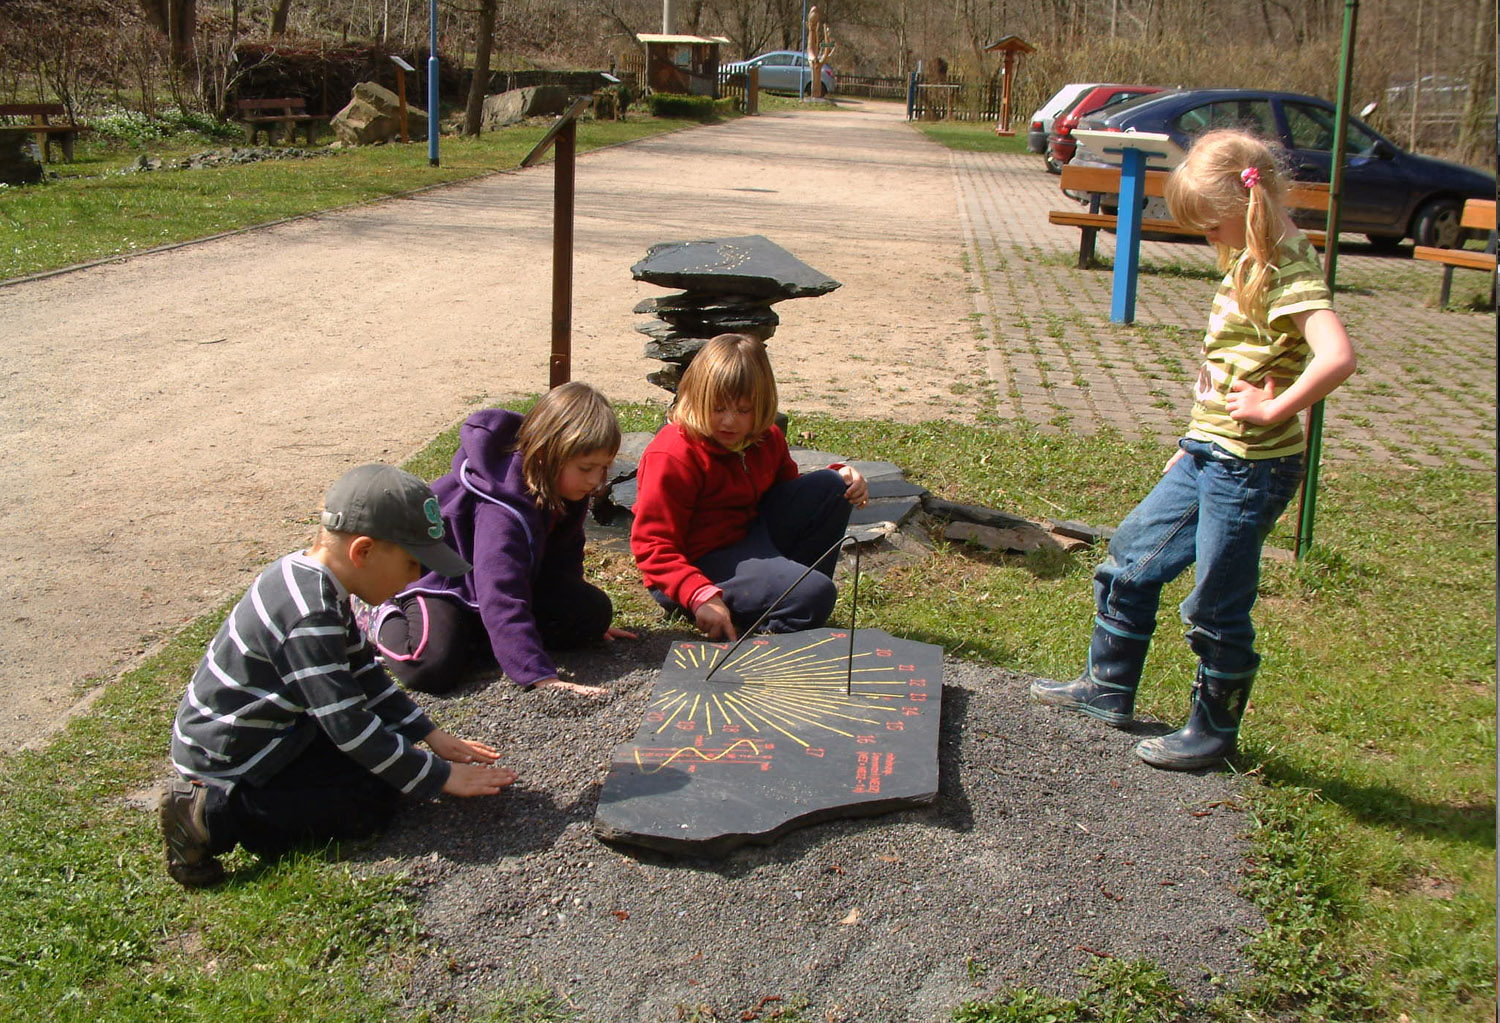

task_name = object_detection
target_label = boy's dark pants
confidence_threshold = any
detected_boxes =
[203,732,399,858]
[378,577,613,694]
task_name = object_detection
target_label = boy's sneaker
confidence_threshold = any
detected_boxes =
[160,777,225,888]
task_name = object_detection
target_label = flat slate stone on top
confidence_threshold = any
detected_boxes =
[594,628,943,857]
[631,235,842,300]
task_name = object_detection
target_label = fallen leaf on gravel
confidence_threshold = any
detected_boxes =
[825,862,845,875]
[876,854,900,863]
[839,908,860,926]
[612,910,629,921]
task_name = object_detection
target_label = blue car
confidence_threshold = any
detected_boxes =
[1075,88,1496,248]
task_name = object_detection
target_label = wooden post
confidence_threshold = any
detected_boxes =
[396,67,409,142]
[549,118,576,387]
[521,96,592,389]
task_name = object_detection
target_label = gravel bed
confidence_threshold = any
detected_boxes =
[362,632,1261,1022]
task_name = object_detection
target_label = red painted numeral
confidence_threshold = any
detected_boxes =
[875,648,892,657]
[899,664,916,672]
[909,692,927,702]
[903,706,922,716]
[886,720,904,731]
[909,678,927,686]
[675,720,696,730]
[855,735,877,744]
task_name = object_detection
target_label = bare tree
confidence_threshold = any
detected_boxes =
[463,0,496,135]
[138,0,197,64]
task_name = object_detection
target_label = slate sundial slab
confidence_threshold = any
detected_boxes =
[594,628,943,857]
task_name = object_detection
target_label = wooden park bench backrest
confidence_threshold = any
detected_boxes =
[0,103,69,123]
[1461,199,1496,232]
[1058,163,1330,213]
[237,97,308,115]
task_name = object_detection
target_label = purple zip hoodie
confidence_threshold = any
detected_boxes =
[402,409,587,686]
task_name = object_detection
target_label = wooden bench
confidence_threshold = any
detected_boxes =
[235,97,328,146]
[0,103,88,162]
[1049,164,1330,268]
[1412,199,1496,309]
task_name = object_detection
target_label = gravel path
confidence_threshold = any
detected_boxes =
[363,632,1259,1021]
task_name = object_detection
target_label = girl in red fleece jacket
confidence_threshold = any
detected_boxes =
[631,333,868,640]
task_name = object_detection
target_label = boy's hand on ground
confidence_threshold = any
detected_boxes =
[425,728,499,764]
[837,465,869,508]
[695,597,738,640]
[603,626,638,641]
[442,762,517,797]
[533,677,609,697]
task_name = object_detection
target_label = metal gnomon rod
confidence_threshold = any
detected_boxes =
[703,533,863,694]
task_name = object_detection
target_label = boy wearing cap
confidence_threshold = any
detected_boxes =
[161,464,516,888]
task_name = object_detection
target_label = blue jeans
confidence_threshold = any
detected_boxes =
[1093,439,1304,680]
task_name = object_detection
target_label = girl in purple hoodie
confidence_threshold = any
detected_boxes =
[367,383,634,695]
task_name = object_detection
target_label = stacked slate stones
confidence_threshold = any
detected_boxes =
[631,234,841,396]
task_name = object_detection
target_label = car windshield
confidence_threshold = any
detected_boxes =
[1084,90,1177,126]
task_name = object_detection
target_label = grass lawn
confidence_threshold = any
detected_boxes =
[0,113,706,281]
[1,399,1492,1022]
[915,120,1032,154]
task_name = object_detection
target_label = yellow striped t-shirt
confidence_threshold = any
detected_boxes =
[1184,233,1332,459]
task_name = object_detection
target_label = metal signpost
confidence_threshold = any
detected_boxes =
[426,0,439,165]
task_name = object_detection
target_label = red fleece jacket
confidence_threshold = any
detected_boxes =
[630,423,800,608]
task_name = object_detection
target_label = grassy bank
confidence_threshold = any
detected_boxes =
[0,403,1491,1021]
[0,114,703,281]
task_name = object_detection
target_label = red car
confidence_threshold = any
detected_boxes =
[1046,84,1164,172]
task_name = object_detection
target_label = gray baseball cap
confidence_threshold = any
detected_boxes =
[320,464,471,578]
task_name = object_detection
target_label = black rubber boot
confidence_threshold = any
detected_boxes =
[1030,620,1150,727]
[1134,666,1254,770]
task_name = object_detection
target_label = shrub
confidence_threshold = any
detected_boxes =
[647,92,718,120]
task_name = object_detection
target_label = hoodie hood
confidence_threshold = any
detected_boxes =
[452,409,529,502]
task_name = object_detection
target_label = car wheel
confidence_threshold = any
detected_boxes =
[1365,234,1405,252]
[1412,198,1463,248]
[1045,153,1061,174]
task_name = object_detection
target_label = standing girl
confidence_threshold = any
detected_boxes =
[368,382,634,696]
[631,333,869,640]
[1031,130,1357,770]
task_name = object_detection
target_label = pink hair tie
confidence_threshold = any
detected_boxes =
[1240,167,1261,189]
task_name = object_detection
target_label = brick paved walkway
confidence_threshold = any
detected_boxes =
[951,149,1497,470]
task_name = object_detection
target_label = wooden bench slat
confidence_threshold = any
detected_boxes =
[1412,246,1497,271]
[1460,199,1496,231]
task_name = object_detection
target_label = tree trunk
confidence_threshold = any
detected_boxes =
[463,0,497,137]
[271,0,293,36]
[138,0,197,64]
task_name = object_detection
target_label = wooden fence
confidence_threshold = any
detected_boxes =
[906,73,1003,123]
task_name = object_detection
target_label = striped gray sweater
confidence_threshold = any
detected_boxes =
[171,552,449,799]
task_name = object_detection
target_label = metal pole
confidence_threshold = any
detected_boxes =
[426,0,439,166]
[549,119,576,388]
[1296,0,1358,559]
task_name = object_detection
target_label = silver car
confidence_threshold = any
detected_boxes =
[724,51,837,95]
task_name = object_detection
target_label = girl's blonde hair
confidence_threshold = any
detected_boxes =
[671,333,779,447]
[1165,129,1292,327]
[516,382,620,513]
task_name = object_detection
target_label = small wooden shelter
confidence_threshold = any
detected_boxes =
[983,35,1035,135]
[636,33,730,96]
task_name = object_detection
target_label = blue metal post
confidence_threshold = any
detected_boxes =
[1110,146,1146,323]
[426,0,439,166]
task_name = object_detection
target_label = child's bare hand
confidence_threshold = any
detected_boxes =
[694,597,738,640]
[442,762,517,797]
[603,626,638,641]
[533,677,609,697]
[837,465,869,508]
[425,728,499,764]
[1226,376,1278,425]
[1162,448,1186,474]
